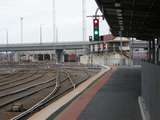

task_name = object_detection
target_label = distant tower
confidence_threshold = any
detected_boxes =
[82,0,86,41]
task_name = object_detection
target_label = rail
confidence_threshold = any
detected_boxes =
[64,71,76,89]
[10,71,60,120]
[10,68,89,120]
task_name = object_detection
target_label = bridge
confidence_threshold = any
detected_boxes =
[0,41,148,52]
[0,42,90,52]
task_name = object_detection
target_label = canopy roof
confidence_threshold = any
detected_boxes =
[95,0,160,40]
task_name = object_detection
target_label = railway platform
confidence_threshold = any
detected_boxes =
[54,67,142,120]
[27,67,110,120]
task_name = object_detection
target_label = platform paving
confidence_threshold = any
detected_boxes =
[28,68,110,120]
[78,67,142,120]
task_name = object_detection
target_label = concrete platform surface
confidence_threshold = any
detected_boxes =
[27,67,110,120]
[78,67,142,120]
[54,68,114,120]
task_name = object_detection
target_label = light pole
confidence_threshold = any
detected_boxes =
[0,29,8,44]
[0,29,9,63]
[20,17,23,44]
[4,29,9,63]
[40,24,42,44]
[6,29,8,45]
[82,0,86,41]
[6,29,9,63]
[52,0,56,43]
[40,24,46,44]
[56,27,58,43]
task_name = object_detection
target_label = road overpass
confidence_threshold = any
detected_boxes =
[0,42,90,52]
[0,41,148,52]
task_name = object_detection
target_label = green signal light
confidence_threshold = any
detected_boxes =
[94,30,99,35]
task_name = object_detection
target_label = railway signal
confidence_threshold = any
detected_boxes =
[93,18,99,41]
[89,36,92,42]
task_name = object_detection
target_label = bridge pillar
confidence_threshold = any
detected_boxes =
[26,53,29,61]
[34,54,38,61]
[14,52,19,62]
[55,49,64,63]
[50,53,55,61]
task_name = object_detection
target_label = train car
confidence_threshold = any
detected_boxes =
[68,54,76,62]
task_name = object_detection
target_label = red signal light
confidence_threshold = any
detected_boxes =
[93,19,99,25]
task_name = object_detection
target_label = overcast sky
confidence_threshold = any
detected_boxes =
[0,0,109,44]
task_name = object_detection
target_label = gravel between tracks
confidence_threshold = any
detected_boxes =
[0,66,98,120]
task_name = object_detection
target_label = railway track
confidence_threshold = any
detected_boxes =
[0,69,55,84]
[0,71,26,83]
[0,65,95,120]
[0,70,56,105]
[0,70,55,92]
[0,71,38,87]
[0,73,15,80]
[10,68,90,120]
[0,69,56,113]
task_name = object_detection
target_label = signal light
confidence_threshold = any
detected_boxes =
[94,30,99,35]
[94,19,98,24]
[89,36,92,42]
[93,18,99,41]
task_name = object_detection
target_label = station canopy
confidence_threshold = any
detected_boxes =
[95,0,160,40]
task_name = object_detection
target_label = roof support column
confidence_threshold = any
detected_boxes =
[148,40,152,62]
[157,38,160,64]
[152,39,155,64]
